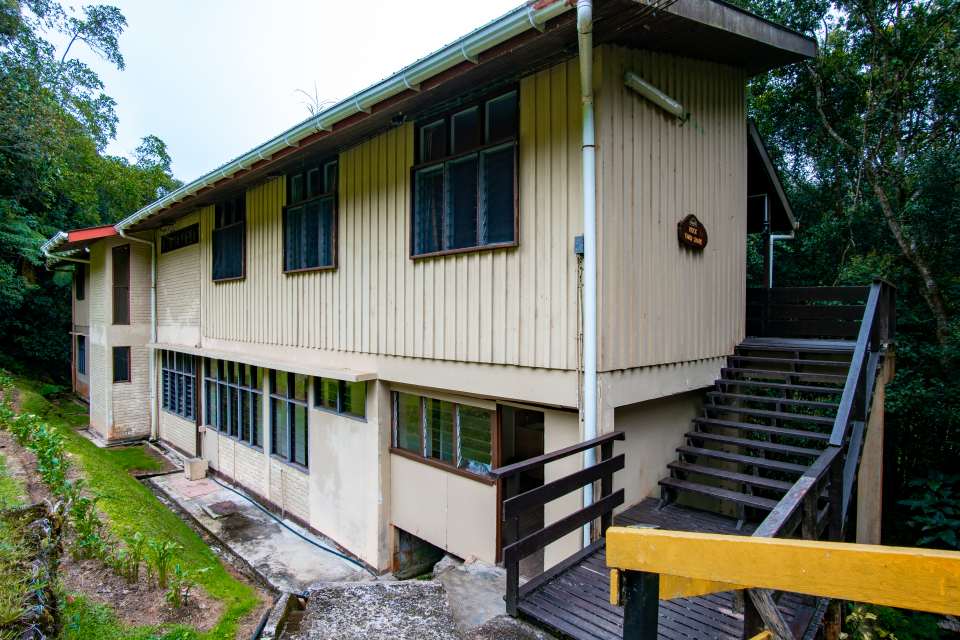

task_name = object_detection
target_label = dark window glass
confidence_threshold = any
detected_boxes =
[75,264,85,301]
[112,245,130,324]
[213,196,245,280]
[457,406,492,473]
[313,378,366,419]
[284,160,337,271]
[395,393,421,453]
[424,398,454,463]
[270,371,309,467]
[203,358,262,448]
[76,335,86,375]
[161,224,199,253]
[272,400,289,459]
[412,90,518,256]
[292,405,308,466]
[413,165,444,255]
[112,346,131,383]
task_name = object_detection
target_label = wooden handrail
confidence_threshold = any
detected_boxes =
[607,528,960,616]
[490,430,625,479]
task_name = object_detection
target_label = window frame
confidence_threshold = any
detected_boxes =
[112,244,130,325]
[161,223,200,254]
[390,391,496,484]
[76,335,86,376]
[160,351,197,421]
[75,263,86,301]
[312,377,366,421]
[269,370,310,469]
[409,88,520,260]
[203,359,263,449]
[212,195,246,282]
[112,346,131,384]
[282,159,339,274]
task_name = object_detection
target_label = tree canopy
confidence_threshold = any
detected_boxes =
[0,0,178,373]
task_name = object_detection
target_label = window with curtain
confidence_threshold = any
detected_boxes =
[270,371,309,467]
[112,245,130,324]
[284,159,337,272]
[412,89,518,257]
[391,392,493,475]
[203,359,263,448]
[161,351,196,421]
[212,195,245,281]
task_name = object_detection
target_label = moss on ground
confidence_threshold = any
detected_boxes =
[12,377,259,640]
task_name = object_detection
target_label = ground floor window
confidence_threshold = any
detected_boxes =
[161,351,196,420]
[392,392,493,474]
[271,371,309,468]
[204,359,263,448]
[112,346,131,383]
[76,335,86,376]
[313,377,366,419]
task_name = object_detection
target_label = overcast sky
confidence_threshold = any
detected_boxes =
[62,0,520,183]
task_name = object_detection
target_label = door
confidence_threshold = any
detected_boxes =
[499,405,545,578]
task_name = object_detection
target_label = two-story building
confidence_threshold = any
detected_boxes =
[42,0,815,576]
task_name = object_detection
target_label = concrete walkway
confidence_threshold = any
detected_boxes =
[150,473,365,592]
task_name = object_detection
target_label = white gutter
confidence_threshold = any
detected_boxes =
[118,229,159,440]
[578,0,597,548]
[40,232,91,265]
[115,0,572,231]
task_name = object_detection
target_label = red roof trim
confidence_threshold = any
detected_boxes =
[67,224,118,243]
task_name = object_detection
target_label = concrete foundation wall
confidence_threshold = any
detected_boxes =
[159,410,196,457]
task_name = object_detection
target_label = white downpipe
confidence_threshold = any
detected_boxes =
[578,0,597,549]
[118,229,159,440]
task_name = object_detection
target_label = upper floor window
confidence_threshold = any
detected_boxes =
[161,351,196,421]
[412,90,518,258]
[112,245,130,324]
[270,371,309,468]
[74,263,85,301]
[204,359,263,448]
[161,224,199,253]
[313,377,366,420]
[213,195,245,281]
[284,159,338,272]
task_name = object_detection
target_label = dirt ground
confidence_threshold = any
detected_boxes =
[0,404,272,637]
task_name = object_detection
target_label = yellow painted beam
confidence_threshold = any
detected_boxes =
[609,569,746,604]
[605,527,960,616]
[748,631,773,640]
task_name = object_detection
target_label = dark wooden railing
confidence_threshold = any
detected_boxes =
[490,431,625,616]
[746,286,872,340]
[742,279,896,639]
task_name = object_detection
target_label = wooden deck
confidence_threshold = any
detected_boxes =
[517,499,819,640]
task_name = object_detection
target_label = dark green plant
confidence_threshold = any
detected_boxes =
[147,539,181,590]
[165,564,208,609]
[899,471,960,549]
[842,604,941,640]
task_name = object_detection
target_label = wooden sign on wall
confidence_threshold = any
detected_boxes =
[677,214,708,251]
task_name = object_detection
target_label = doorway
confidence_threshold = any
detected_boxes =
[499,405,545,578]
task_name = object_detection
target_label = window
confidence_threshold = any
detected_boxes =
[112,245,130,324]
[75,264,85,301]
[284,159,337,272]
[112,346,131,383]
[213,195,245,281]
[161,351,196,420]
[313,377,366,419]
[161,224,199,253]
[76,335,86,376]
[412,90,518,257]
[203,359,263,448]
[270,371,309,467]
[392,392,493,475]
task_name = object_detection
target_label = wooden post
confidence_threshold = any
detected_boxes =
[823,600,843,640]
[621,570,659,639]
[829,450,845,541]
[742,591,764,639]
[601,440,614,535]
[505,516,520,616]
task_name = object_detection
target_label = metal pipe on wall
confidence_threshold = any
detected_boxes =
[578,0,597,548]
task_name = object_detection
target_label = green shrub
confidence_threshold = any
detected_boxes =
[899,471,960,549]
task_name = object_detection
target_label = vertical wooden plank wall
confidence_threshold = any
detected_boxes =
[596,47,747,371]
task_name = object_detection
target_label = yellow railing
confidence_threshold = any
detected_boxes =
[606,527,960,639]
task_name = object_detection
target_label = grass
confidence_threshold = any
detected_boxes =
[106,446,165,474]
[0,434,30,640]
[0,454,25,510]
[12,378,260,640]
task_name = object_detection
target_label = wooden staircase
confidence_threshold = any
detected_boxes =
[659,338,855,527]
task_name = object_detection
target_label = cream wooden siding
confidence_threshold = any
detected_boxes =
[200,58,583,370]
[158,213,201,327]
[596,47,747,371]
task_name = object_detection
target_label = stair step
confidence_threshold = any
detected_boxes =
[737,340,855,356]
[667,462,794,492]
[707,392,840,410]
[722,367,848,385]
[729,355,851,369]
[677,446,809,474]
[703,405,835,425]
[715,379,845,395]
[659,477,779,511]
[693,417,831,442]
[685,431,822,458]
